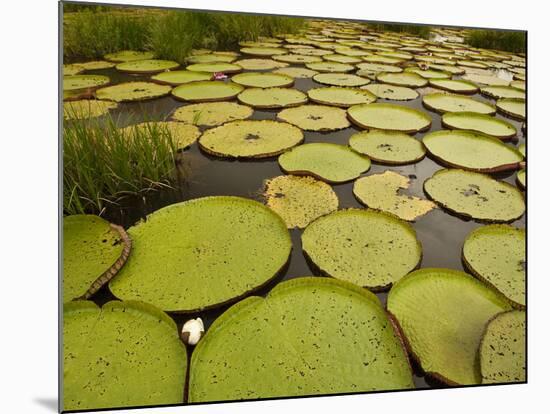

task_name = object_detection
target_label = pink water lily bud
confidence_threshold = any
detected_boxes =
[212,72,228,80]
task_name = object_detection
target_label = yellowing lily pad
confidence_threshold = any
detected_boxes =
[429,79,479,94]
[241,47,287,56]
[273,54,324,64]
[235,59,289,70]
[151,70,212,86]
[77,60,116,70]
[462,73,510,86]
[63,75,110,91]
[238,87,308,109]
[63,64,84,76]
[481,86,525,100]
[305,62,355,73]
[441,112,517,140]
[307,87,376,107]
[95,82,172,102]
[63,100,118,120]
[349,130,425,164]
[348,103,432,133]
[273,67,319,79]
[376,72,428,88]
[277,105,350,131]
[172,102,253,127]
[115,59,179,74]
[313,73,370,87]
[186,63,242,74]
[172,81,244,102]
[231,72,294,88]
[423,93,496,114]
[361,84,418,101]
[496,98,525,120]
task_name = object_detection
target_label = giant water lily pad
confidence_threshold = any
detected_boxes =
[462,73,510,86]
[172,102,253,127]
[172,81,243,102]
[307,87,376,107]
[404,67,451,79]
[442,112,517,139]
[121,122,201,149]
[63,215,130,303]
[77,60,116,70]
[273,67,319,79]
[363,55,404,65]
[353,171,436,221]
[231,72,294,88]
[109,196,292,312]
[198,120,303,158]
[241,47,287,56]
[63,64,84,76]
[235,59,289,70]
[151,70,212,86]
[279,143,370,183]
[517,169,526,189]
[348,103,431,133]
[323,54,362,64]
[238,87,308,109]
[361,84,418,101]
[263,175,339,228]
[313,73,370,87]
[429,79,479,94]
[305,62,355,73]
[186,63,242,74]
[273,54,323,64]
[356,62,403,75]
[302,209,421,289]
[424,169,525,222]
[115,59,179,74]
[277,105,350,131]
[95,82,172,102]
[423,93,495,114]
[496,98,525,120]
[63,300,187,411]
[63,100,118,120]
[188,277,414,402]
[479,310,526,384]
[422,130,523,172]
[481,86,525,100]
[387,268,512,385]
[63,75,110,91]
[349,130,425,165]
[376,72,428,88]
[104,50,155,62]
[187,54,236,64]
[463,225,525,307]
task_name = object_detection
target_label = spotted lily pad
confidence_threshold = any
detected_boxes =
[63,75,110,91]
[302,209,421,289]
[376,72,428,88]
[496,98,525,120]
[273,54,323,64]
[104,50,155,62]
[238,87,308,109]
[441,112,517,139]
[356,62,403,75]
[423,130,523,172]
[172,81,243,102]
[423,93,495,114]
[480,86,525,100]
[313,73,370,87]
[387,268,512,385]
[463,225,525,307]
[241,47,287,56]
[277,105,350,131]
[429,79,479,94]
[115,59,179,74]
[151,70,212,86]
[231,72,294,88]
[77,60,116,70]
[109,196,291,312]
[305,62,355,73]
[121,122,201,149]
[63,300,187,411]
[95,82,172,102]
[349,130,425,165]
[63,100,118,120]
[307,87,376,108]
[353,171,436,221]
[235,59,289,70]
[424,169,525,222]
[63,64,84,76]
[188,277,414,402]
[187,54,236,64]
[361,84,418,101]
[348,103,431,133]
[273,67,319,78]
[479,310,526,384]
[186,63,242,74]
[172,102,253,127]
[263,175,339,228]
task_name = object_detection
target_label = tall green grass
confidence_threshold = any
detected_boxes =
[368,23,431,39]
[466,30,526,53]
[63,116,179,216]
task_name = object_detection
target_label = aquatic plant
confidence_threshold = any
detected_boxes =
[466,29,526,53]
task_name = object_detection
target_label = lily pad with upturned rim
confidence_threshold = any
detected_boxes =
[376,72,428,88]
[356,62,403,74]
[172,102,253,127]
[480,86,525,100]
[496,98,525,121]
[172,81,244,103]
[277,105,351,131]
[429,79,479,94]
[273,54,324,64]
[109,196,292,312]
[77,60,116,70]
[63,75,110,91]
[188,277,414,402]
[186,63,242,74]
[361,84,418,101]
[104,50,155,62]
[240,47,287,56]
[441,112,517,140]
[461,73,510,86]
[237,87,308,109]
[517,169,526,189]
[347,103,432,133]
[115,59,179,74]
[305,62,355,73]
[403,67,451,79]
[422,93,496,114]
[307,87,376,108]
[235,59,289,70]
[424,169,525,222]
[63,64,84,76]
[63,100,118,120]
[186,54,236,64]
[151,70,212,86]
[387,268,512,385]
[95,82,172,102]
[313,73,370,87]
[273,67,319,79]
[230,72,294,88]
[349,130,425,165]
[301,209,421,290]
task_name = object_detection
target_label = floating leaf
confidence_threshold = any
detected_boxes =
[302,209,421,289]
[277,105,350,132]
[273,67,319,78]
[441,112,517,139]
[496,98,525,121]
[517,169,526,189]
[63,100,118,120]
[348,103,431,133]
[109,196,292,312]
[305,62,355,73]
[172,102,253,127]
[429,79,479,94]
[63,75,110,91]
[231,72,294,88]
[356,62,403,75]
[121,122,201,149]
[349,130,425,164]
[104,50,155,62]
[235,58,289,70]
[361,84,418,101]
[187,54,236,64]
[95,81,171,102]
[404,67,451,79]
[273,54,324,64]
[186,63,242,74]
[115,59,179,74]
[307,87,376,107]
[151,70,212,86]
[422,93,495,114]
[77,60,115,70]
[63,64,84,76]
[238,87,308,109]
[481,85,525,100]
[189,277,414,402]
[323,54,362,64]
[387,268,512,385]
[313,73,370,87]
[376,72,428,88]
[241,47,287,56]
[172,81,243,102]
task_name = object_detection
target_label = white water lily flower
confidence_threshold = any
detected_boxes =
[181,317,205,346]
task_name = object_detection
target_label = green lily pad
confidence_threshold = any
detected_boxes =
[387,268,512,385]
[63,300,187,411]
[63,100,118,120]
[462,73,510,86]
[423,130,523,172]
[198,120,303,158]
[235,59,289,70]
[186,63,242,74]
[517,169,526,189]
[424,169,525,222]
[510,80,525,90]
[109,196,291,312]
[463,225,525,307]
[353,171,436,221]
[231,72,294,88]
[263,175,339,228]
[422,93,496,114]
[305,62,355,73]
[279,143,370,183]
[302,209,421,289]
[277,105,350,131]
[441,112,517,139]
[241,47,287,56]
[363,55,404,65]
[95,81,171,102]
[63,215,130,303]
[307,87,376,107]
[273,54,324,64]
[479,310,526,384]
[323,54,363,64]
[63,64,84,76]
[172,81,243,102]
[427,63,465,75]
[238,87,308,109]
[290,47,332,56]
[348,103,432,133]
[313,73,370,87]
[273,67,319,78]
[77,60,116,70]
[361,84,418,101]
[376,72,428,88]
[404,67,451,79]
[63,75,110,91]
[172,101,253,127]
[356,62,403,74]
[188,277,413,402]
[104,50,155,62]
[121,121,201,149]
[349,130,426,165]
[518,143,526,157]
[480,86,525,100]
[458,60,488,69]
[429,79,479,94]
[496,98,525,121]
[115,59,179,74]
[187,54,236,64]
[151,70,212,86]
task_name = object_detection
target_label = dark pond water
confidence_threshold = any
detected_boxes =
[82,63,526,393]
